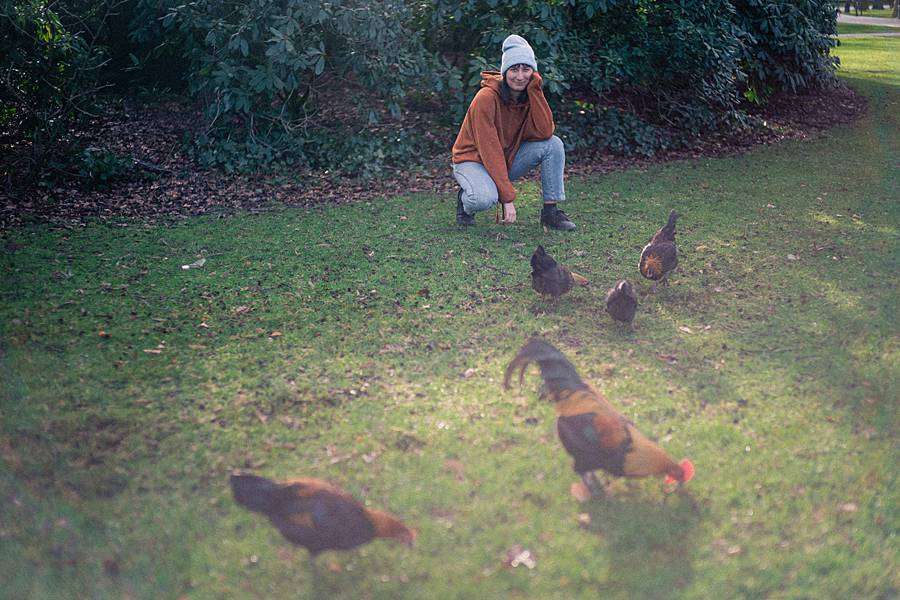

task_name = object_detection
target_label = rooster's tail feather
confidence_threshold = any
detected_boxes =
[504,337,589,398]
[661,210,679,236]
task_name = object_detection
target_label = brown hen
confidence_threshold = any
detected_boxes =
[639,210,679,291]
[230,473,415,557]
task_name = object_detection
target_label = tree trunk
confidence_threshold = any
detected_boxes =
[893,0,899,18]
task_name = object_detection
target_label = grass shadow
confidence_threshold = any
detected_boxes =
[582,487,703,598]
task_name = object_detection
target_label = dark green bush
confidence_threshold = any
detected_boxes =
[157,0,449,176]
[76,146,137,186]
[2,0,843,185]
[426,0,746,155]
[733,0,839,99]
[557,106,676,158]
[1,0,110,176]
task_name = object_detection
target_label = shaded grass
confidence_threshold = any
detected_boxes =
[1,39,898,599]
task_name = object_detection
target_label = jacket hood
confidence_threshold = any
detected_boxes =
[480,71,503,94]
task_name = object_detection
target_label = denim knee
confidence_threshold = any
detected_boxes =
[547,135,565,159]
[465,186,499,213]
[453,162,499,214]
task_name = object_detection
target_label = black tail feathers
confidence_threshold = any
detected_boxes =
[503,337,589,397]
[662,210,679,235]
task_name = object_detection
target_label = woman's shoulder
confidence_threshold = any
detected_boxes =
[470,84,501,112]
[477,72,502,95]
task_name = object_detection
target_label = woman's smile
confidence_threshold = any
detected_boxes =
[506,64,533,92]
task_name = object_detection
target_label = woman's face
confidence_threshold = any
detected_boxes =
[505,64,534,94]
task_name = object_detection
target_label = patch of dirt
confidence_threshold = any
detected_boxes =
[0,82,867,229]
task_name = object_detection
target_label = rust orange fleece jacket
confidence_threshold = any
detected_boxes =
[451,71,555,203]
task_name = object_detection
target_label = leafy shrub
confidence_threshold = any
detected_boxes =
[426,0,747,154]
[76,146,137,186]
[0,0,110,177]
[156,0,449,175]
[557,106,676,158]
[35,145,143,191]
[733,0,840,98]
[2,0,844,186]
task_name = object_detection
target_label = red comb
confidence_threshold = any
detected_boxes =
[664,458,695,485]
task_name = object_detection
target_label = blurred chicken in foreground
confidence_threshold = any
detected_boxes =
[530,245,588,300]
[504,338,693,499]
[230,473,415,559]
[639,210,679,291]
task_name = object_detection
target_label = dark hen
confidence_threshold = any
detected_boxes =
[230,474,415,556]
[639,210,679,290]
[605,279,638,325]
[530,245,588,299]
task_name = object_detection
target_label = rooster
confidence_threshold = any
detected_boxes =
[605,279,638,326]
[530,245,588,299]
[503,338,694,497]
[639,210,679,291]
[230,473,415,558]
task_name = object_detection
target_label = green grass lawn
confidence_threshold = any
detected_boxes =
[1,39,898,600]
[855,8,896,18]
[838,22,900,33]
[840,6,896,18]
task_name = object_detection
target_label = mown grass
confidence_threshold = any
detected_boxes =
[1,38,898,600]
[853,8,896,18]
[838,22,900,33]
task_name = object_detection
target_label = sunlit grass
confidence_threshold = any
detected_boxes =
[838,23,900,34]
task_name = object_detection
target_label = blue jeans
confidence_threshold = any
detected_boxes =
[452,135,566,215]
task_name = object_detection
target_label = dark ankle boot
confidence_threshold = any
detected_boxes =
[457,189,475,226]
[540,205,576,231]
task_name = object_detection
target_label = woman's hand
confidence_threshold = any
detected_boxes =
[501,202,517,224]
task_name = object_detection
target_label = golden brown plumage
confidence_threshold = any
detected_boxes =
[605,279,638,325]
[530,245,588,299]
[504,338,693,494]
[230,473,415,556]
[639,210,679,290]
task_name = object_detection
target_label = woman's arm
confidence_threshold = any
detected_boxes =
[524,72,555,140]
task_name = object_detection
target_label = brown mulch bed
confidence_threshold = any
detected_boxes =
[0,82,866,230]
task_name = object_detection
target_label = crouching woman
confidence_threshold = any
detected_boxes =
[451,34,575,231]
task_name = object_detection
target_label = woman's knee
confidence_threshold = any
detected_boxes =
[548,135,565,157]
[466,186,499,213]
[454,162,499,213]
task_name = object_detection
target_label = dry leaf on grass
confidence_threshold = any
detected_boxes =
[571,481,592,502]
[503,545,536,569]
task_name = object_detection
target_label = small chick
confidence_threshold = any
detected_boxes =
[605,279,638,325]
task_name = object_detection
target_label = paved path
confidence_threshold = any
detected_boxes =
[837,12,900,27]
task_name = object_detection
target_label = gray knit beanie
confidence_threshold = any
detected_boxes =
[500,35,537,76]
